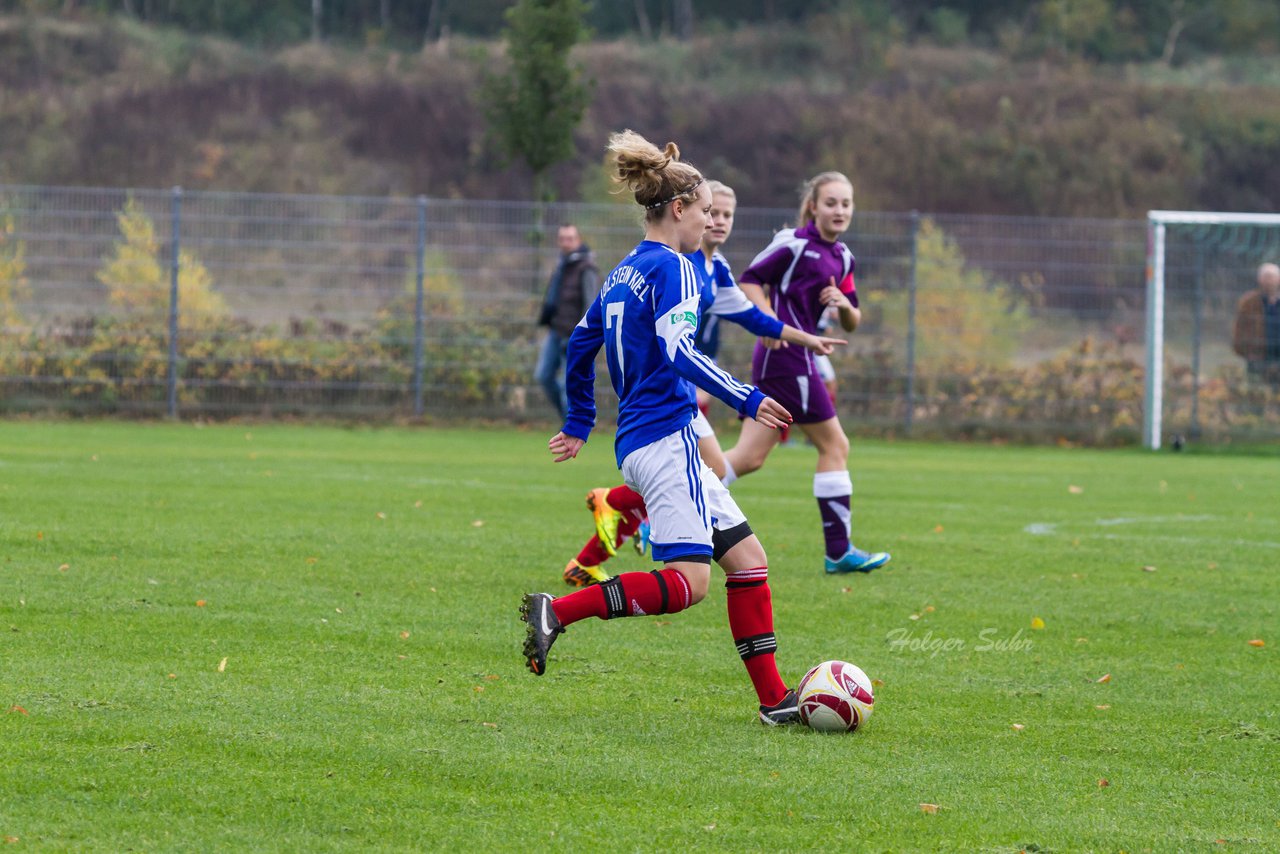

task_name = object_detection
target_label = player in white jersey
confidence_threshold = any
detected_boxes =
[520,132,843,725]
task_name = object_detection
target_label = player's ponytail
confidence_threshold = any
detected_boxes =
[608,130,704,223]
[798,171,853,227]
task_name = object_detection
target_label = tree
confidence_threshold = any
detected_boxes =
[868,218,1031,375]
[97,197,226,331]
[480,0,591,205]
[633,0,652,39]
[672,0,693,39]
[0,214,27,333]
[423,0,446,44]
[1159,0,1214,65]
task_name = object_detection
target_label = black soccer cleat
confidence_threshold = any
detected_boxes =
[520,592,564,676]
[759,688,800,726]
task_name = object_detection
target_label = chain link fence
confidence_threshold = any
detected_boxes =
[1,184,1276,444]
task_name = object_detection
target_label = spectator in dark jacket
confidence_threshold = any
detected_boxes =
[1232,262,1280,387]
[535,224,600,418]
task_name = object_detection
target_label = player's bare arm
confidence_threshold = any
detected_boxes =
[820,276,861,332]
[741,281,786,349]
[779,325,847,355]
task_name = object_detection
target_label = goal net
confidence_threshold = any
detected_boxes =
[1145,211,1280,449]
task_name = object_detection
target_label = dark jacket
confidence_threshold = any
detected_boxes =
[1232,289,1280,363]
[539,246,600,338]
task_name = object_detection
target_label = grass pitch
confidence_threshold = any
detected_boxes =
[1,421,1277,851]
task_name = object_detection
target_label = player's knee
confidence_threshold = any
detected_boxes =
[673,565,710,604]
[733,537,767,570]
[713,523,762,570]
[734,449,768,475]
[685,573,709,605]
[819,430,849,466]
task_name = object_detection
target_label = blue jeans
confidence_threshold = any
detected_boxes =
[534,329,568,420]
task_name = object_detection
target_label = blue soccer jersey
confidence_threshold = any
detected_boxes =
[691,250,731,359]
[563,240,780,467]
[690,248,784,358]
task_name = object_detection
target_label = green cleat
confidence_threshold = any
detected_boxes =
[586,487,621,557]
[563,558,611,588]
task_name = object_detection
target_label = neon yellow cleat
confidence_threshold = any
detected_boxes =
[585,487,621,557]
[563,558,611,588]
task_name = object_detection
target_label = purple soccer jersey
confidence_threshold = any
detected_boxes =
[739,221,857,383]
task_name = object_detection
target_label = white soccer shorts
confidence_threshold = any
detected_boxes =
[690,409,714,439]
[814,353,835,383]
[619,421,746,563]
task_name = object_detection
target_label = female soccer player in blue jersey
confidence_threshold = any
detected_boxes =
[520,132,843,725]
[722,171,892,575]
[560,179,837,588]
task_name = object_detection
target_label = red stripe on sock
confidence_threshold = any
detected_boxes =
[671,570,691,610]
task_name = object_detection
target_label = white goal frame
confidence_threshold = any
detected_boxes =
[1144,210,1280,449]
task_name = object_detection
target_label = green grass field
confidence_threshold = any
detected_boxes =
[1,421,1277,851]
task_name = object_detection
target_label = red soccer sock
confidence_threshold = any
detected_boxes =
[616,512,642,545]
[551,568,691,626]
[725,567,788,707]
[606,484,647,514]
[576,534,611,567]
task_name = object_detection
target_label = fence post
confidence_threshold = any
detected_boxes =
[167,186,182,419]
[903,210,920,435]
[413,195,427,417]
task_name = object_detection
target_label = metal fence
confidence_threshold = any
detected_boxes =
[1,184,1276,444]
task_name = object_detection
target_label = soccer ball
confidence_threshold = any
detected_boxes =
[797,660,875,733]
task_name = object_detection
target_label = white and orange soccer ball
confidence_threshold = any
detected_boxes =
[796,660,875,732]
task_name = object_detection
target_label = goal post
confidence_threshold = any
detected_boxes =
[1144,210,1280,450]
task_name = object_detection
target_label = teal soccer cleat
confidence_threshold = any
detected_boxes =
[824,546,891,574]
[632,519,651,556]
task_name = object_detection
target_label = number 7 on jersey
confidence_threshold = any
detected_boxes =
[606,301,626,391]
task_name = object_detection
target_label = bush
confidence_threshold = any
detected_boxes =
[96,196,228,331]
[0,212,27,331]
[867,217,1032,375]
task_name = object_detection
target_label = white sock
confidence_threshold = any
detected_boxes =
[813,470,852,498]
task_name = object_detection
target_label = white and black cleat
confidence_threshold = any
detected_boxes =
[520,592,564,676]
[759,688,800,726]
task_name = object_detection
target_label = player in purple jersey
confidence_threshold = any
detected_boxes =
[723,171,892,575]
[521,133,843,725]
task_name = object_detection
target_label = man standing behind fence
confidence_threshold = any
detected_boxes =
[536,224,600,419]
[1232,262,1280,388]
